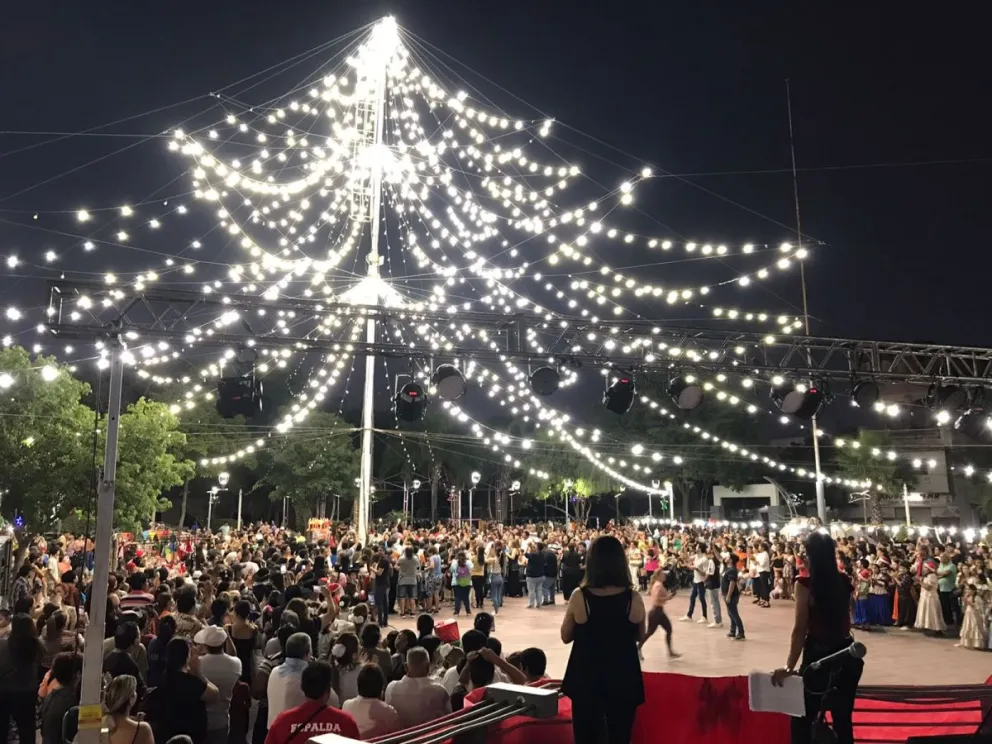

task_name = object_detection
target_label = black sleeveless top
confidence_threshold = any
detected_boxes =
[561,588,645,709]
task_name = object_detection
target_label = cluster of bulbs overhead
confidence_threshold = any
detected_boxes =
[26,18,833,495]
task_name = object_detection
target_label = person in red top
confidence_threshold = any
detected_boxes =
[265,660,360,744]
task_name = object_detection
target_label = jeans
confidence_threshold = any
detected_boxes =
[726,594,744,637]
[453,584,472,615]
[706,588,723,623]
[758,571,772,602]
[687,581,707,619]
[375,587,390,625]
[490,574,504,611]
[543,576,556,604]
[526,576,543,607]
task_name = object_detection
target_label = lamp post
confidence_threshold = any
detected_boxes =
[650,480,661,520]
[207,472,230,532]
[409,479,421,524]
[508,480,521,525]
[469,471,481,526]
[664,481,674,521]
[207,488,219,532]
[563,479,573,530]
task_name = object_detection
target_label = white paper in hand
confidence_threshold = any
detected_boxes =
[748,671,806,717]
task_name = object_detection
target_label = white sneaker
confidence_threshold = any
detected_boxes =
[679,615,692,622]
[707,621,723,628]
[696,617,707,624]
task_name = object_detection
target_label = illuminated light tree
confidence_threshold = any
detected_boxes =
[13,17,842,533]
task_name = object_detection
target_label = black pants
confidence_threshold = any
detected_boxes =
[643,606,673,651]
[472,575,486,607]
[561,570,582,600]
[938,590,961,627]
[758,571,772,601]
[572,702,639,744]
[726,594,745,637]
[687,581,707,618]
[0,689,35,744]
[791,638,864,744]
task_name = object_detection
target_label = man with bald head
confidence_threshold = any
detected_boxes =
[385,646,451,728]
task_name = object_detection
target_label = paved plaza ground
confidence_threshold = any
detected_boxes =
[390,592,991,685]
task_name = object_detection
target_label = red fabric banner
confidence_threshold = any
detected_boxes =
[461,673,790,744]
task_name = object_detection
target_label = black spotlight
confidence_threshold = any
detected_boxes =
[604,375,637,414]
[954,407,991,441]
[668,375,703,410]
[433,363,466,401]
[216,374,263,418]
[851,379,880,409]
[926,383,968,412]
[529,366,560,397]
[770,379,825,420]
[395,381,428,422]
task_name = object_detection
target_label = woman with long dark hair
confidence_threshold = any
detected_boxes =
[772,532,862,744]
[0,613,44,742]
[561,535,645,744]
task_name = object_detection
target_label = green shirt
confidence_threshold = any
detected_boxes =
[936,561,956,592]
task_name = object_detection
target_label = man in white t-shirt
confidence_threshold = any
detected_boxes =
[680,544,710,624]
[194,625,243,743]
[385,648,451,728]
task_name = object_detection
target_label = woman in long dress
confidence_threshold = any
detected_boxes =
[956,584,987,650]
[914,561,946,635]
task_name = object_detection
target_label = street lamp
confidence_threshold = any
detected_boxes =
[563,479,573,529]
[405,478,422,524]
[469,471,481,525]
[207,487,219,532]
[218,472,230,488]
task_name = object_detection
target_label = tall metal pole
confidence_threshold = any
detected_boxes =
[357,25,390,545]
[787,78,827,525]
[564,487,569,528]
[468,488,474,525]
[207,490,215,532]
[237,488,243,531]
[77,338,125,744]
[902,483,912,526]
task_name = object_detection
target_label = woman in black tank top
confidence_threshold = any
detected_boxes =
[561,535,645,744]
[773,532,862,744]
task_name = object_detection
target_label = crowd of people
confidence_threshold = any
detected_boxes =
[0,517,989,744]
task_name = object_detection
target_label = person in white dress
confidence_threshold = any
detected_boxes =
[914,561,946,635]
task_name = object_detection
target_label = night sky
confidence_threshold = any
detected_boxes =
[1,2,989,348]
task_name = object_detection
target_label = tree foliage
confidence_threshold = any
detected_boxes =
[833,429,918,522]
[607,382,765,518]
[258,411,360,528]
[111,398,195,530]
[0,348,93,531]
[0,348,195,533]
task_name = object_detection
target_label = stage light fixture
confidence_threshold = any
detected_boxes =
[926,383,968,412]
[668,375,703,410]
[770,378,825,420]
[851,379,880,409]
[433,363,466,401]
[529,366,560,397]
[604,374,637,414]
[394,381,428,422]
[216,374,263,418]
[954,407,991,442]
